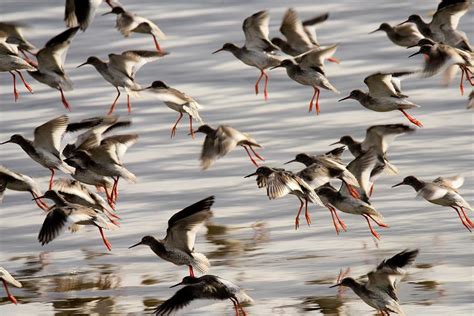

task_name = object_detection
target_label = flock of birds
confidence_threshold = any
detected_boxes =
[0,0,473,315]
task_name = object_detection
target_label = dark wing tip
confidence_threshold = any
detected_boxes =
[45,27,80,47]
[37,209,68,245]
[383,249,419,270]
[168,196,215,227]
[302,12,330,26]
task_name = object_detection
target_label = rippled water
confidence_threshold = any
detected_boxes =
[0,0,473,315]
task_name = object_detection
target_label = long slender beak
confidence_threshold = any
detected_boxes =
[329,283,342,288]
[32,196,45,201]
[330,141,341,146]
[270,65,282,70]
[368,27,381,34]
[212,48,224,54]
[408,51,421,58]
[284,159,296,165]
[76,62,88,68]
[244,172,257,178]
[397,20,409,26]
[338,95,351,102]
[102,11,113,16]
[187,130,196,136]
[0,140,11,145]
[406,44,418,49]
[392,182,405,188]
[170,282,183,288]
[128,241,143,249]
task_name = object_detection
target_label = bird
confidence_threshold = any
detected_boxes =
[0,267,22,305]
[284,151,362,200]
[369,22,423,47]
[393,175,473,231]
[64,0,112,31]
[35,190,117,251]
[399,0,471,47]
[0,22,37,57]
[154,275,253,316]
[213,10,282,101]
[408,39,473,95]
[271,45,339,115]
[330,249,419,315]
[331,124,416,175]
[339,72,423,127]
[271,8,331,55]
[0,165,48,210]
[141,80,203,138]
[77,50,167,114]
[194,124,264,169]
[245,166,323,229]
[0,32,35,101]
[316,183,388,239]
[129,196,214,277]
[0,115,81,190]
[51,178,119,225]
[64,134,138,202]
[103,4,166,52]
[28,27,79,111]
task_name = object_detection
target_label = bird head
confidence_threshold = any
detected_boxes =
[170,276,200,288]
[212,43,237,54]
[284,153,312,165]
[145,80,169,90]
[369,23,390,34]
[392,175,419,188]
[0,134,23,145]
[408,45,432,58]
[271,59,294,70]
[194,124,214,135]
[128,235,156,249]
[77,56,100,68]
[330,277,357,288]
[331,135,354,146]
[102,6,125,16]
[338,89,365,102]
[244,166,273,178]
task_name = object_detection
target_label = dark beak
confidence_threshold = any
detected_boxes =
[406,44,418,49]
[0,140,11,145]
[32,196,45,201]
[170,282,183,288]
[330,141,341,146]
[397,20,409,26]
[270,64,282,70]
[408,51,421,58]
[338,95,351,102]
[128,241,143,249]
[284,159,296,165]
[329,283,342,288]
[368,27,381,34]
[392,182,405,188]
[244,172,257,178]
[76,62,88,68]
[187,130,196,136]
[212,48,224,54]
[102,10,113,16]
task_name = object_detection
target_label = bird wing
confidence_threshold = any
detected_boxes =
[36,27,79,74]
[346,149,378,199]
[433,175,464,190]
[154,283,204,316]
[37,207,71,245]
[109,50,167,78]
[33,115,69,157]
[96,134,138,164]
[363,124,415,154]
[200,127,237,170]
[364,72,402,97]
[366,249,419,301]
[64,0,78,28]
[0,267,22,288]
[243,10,278,52]
[279,8,313,51]
[432,1,470,31]
[164,196,214,253]
[302,12,329,45]
[416,183,448,201]
[266,171,303,199]
[295,45,338,69]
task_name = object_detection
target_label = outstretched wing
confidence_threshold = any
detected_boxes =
[279,8,313,52]
[36,27,79,74]
[33,115,69,158]
[243,10,278,52]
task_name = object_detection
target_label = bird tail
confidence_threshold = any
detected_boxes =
[236,290,254,304]
[191,252,210,274]
[321,78,339,93]
[119,167,137,183]
[58,162,75,174]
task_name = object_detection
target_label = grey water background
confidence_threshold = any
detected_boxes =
[0,0,473,315]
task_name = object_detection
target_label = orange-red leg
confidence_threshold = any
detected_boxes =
[249,146,264,161]
[98,227,112,251]
[459,66,465,95]
[295,198,304,230]
[127,94,131,113]
[460,207,473,227]
[171,112,184,138]
[243,146,259,167]
[327,57,340,64]
[344,181,360,199]
[231,298,239,316]
[152,35,162,53]
[31,191,49,211]
[262,70,269,101]
[10,72,19,102]
[328,206,340,235]
[188,265,195,277]
[16,71,33,93]
[108,87,121,115]
[304,199,311,226]
[369,184,375,197]
[453,207,472,232]
[59,88,71,111]
[399,109,423,127]
[48,169,55,190]
[368,214,389,228]
[2,280,17,305]
[364,215,380,240]
[189,115,195,139]
[104,185,115,210]
[255,71,264,95]
[313,87,321,114]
